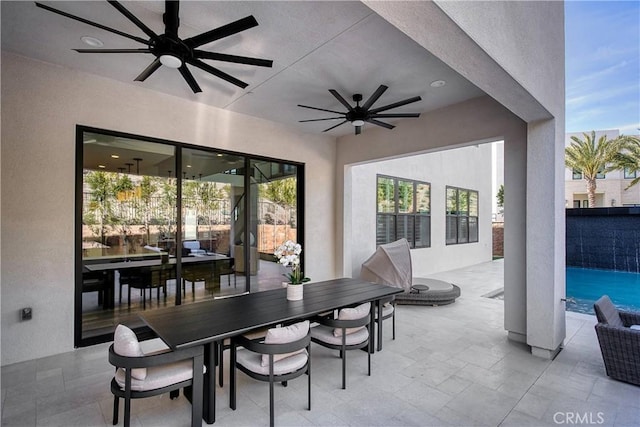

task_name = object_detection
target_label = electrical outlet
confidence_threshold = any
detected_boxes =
[20,307,32,321]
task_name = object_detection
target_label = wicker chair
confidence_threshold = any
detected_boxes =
[593,295,640,386]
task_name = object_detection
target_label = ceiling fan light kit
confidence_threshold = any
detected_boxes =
[35,0,273,93]
[298,85,422,135]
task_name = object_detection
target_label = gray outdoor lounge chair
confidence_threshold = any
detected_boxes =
[593,295,640,386]
[361,238,461,306]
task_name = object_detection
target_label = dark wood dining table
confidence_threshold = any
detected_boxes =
[139,277,403,424]
[84,254,231,308]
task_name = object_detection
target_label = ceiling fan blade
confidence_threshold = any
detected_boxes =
[367,119,395,130]
[134,58,161,81]
[328,89,354,111]
[299,117,344,123]
[34,2,148,45]
[164,0,180,37]
[178,65,202,93]
[108,1,158,40]
[194,51,273,67]
[323,120,348,132]
[185,16,259,48]
[369,96,422,113]
[370,113,421,118]
[355,126,362,135]
[74,48,151,53]
[361,85,388,110]
[297,104,345,115]
[187,59,248,89]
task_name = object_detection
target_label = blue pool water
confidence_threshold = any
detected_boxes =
[566,267,640,315]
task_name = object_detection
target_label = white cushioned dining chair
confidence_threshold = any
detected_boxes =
[375,296,396,351]
[109,324,205,427]
[310,302,371,389]
[229,320,311,427]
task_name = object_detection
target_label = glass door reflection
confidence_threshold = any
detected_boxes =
[181,148,246,298]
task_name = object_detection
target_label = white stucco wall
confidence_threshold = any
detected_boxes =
[349,145,493,280]
[0,52,337,365]
[356,1,566,358]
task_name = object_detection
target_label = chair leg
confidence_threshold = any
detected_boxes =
[342,348,347,389]
[308,351,311,410]
[392,311,396,340]
[367,344,371,376]
[124,396,131,427]
[112,395,119,425]
[218,344,224,387]
[269,379,275,427]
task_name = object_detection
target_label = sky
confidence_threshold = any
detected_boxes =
[565,0,640,135]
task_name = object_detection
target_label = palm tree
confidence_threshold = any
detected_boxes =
[614,135,640,189]
[565,131,624,207]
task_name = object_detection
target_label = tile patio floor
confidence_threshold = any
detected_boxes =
[2,259,639,426]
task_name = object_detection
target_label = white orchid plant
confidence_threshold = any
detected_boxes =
[274,240,310,285]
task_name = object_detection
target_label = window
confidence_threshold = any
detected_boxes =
[596,167,605,179]
[446,186,479,245]
[624,168,637,179]
[376,175,430,248]
[572,169,582,180]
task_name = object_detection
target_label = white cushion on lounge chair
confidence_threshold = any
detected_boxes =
[237,349,308,376]
[630,325,640,330]
[261,320,309,366]
[312,324,369,346]
[334,302,370,337]
[114,359,201,392]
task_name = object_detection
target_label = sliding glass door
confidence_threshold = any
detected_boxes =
[75,126,304,346]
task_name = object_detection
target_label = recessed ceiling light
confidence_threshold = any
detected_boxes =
[111,154,120,159]
[186,164,192,168]
[98,164,106,169]
[430,80,446,88]
[81,36,103,48]
[216,154,223,157]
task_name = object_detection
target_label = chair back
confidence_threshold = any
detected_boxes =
[593,295,623,327]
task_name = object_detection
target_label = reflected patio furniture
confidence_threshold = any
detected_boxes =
[82,269,108,309]
[593,295,640,386]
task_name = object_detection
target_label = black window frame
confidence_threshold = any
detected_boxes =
[376,175,430,249]
[446,186,479,245]
[572,169,582,180]
[74,125,305,347]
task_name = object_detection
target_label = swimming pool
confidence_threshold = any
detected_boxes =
[566,267,640,315]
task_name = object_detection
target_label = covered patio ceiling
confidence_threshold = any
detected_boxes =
[1,1,485,137]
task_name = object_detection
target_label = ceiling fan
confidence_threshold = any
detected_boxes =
[34,1,273,93]
[298,85,422,135]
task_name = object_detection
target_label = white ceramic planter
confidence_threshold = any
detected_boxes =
[286,284,304,301]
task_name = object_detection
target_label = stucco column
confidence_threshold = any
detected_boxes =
[503,130,527,343]
[526,119,566,359]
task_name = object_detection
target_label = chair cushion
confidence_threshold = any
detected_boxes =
[114,324,147,380]
[334,302,370,337]
[115,359,200,392]
[239,349,308,376]
[261,320,309,366]
[313,324,369,346]
[375,303,394,319]
[593,295,624,327]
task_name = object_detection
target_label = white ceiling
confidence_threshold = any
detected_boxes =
[1,1,485,137]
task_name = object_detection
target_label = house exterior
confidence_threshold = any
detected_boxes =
[565,129,640,208]
[1,1,566,365]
